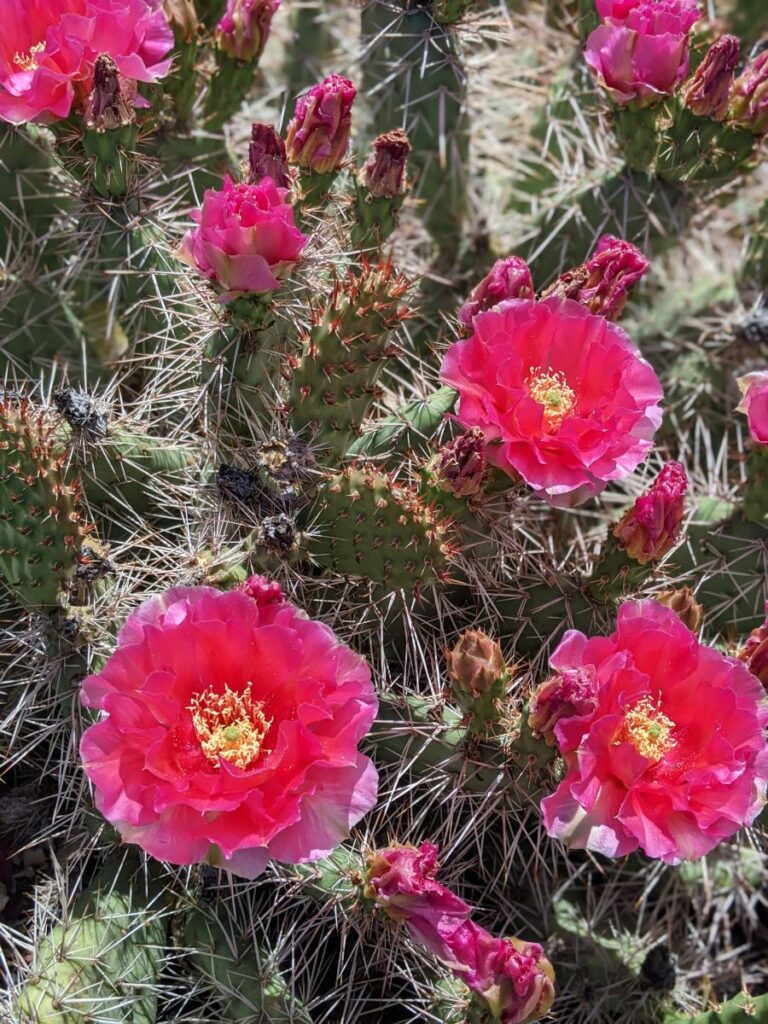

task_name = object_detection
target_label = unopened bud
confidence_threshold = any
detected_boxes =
[446,629,508,731]
[655,588,704,633]
[728,50,768,135]
[612,462,687,564]
[458,256,534,329]
[542,235,649,321]
[285,73,356,174]
[737,603,768,690]
[432,427,487,498]
[248,122,291,187]
[86,55,134,131]
[529,667,598,749]
[215,0,280,63]
[683,35,739,120]
[736,371,768,445]
[359,129,411,198]
[163,0,199,39]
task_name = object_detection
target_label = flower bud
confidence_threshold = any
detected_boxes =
[241,574,284,606]
[248,122,291,187]
[736,371,768,445]
[215,0,280,63]
[285,73,356,174]
[359,129,411,198]
[447,630,507,705]
[85,54,134,131]
[612,462,687,564]
[728,51,768,135]
[163,0,199,40]
[432,427,487,498]
[655,587,704,633]
[529,667,598,750]
[458,256,534,329]
[683,35,740,120]
[543,235,649,320]
[737,604,768,690]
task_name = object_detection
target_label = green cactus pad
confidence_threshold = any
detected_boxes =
[664,993,768,1023]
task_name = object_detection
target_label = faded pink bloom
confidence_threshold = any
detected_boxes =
[729,51,768,134]
[433,427,487,497]
[612,461,687,564]
[440,297,663,507]
[179,175,308,302]
[543,235,649,321]
[364,843,471,960]
[446,921,556,1024]
[285,73,356,174]
[529,667,599,749]
[738,604,768,692]
[585,0,701,108]
[683,34,740,120]
[737,371,768,445]
[458,256,535,329]
[0,0,173,124]
[360,129,411,198]
[215,0,280,63]
[248,122,291,188]
[80,584,378,877]
[541,600,768,864]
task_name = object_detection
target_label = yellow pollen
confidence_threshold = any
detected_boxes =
[615,695,676,762]
[14,42,46,72]
[189,683,271,769]
[526,367,576,431]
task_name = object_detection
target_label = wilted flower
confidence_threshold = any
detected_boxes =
[682,34,740,120]
[543,235,649,321]
[585,0,701,108]
[80,579,378,877]
[179,174,307,302]
[529,667,598,749]
[215,0,280,63]
[446,921,556,1024]
[728,51,768,135]
[541,600,768,863]
[84,53,134,129]
[247,122,291,188]
[359,129,411,198]
[440,297,663,507]
[655,587,703,633]
[738,604,768,691]
[0,0,174,125]
[612,462,687,564]
[433,427,487,498]
[458,256,535,329]
[737,371,768,444]
[285,72,356,174]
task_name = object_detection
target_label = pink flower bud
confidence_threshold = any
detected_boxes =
[215,0,280,62]
[446,921,556,1024]
[529,667,598,750]
[728,51,768,135]
[248,122,291,187]
[458,257,534,329]
[433,427,487,497]
[285,73,356,174]
[585,0,701,108]
[542,235,649,320]
[241,574,284,605]
[613,462,688,564]
[360,129,411,198]
[738,603,768,691]
[737,371,768,445]
[446,629,507,702]
[683,34,740,120]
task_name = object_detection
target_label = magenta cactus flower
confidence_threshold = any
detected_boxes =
[179,174,308,302]
[612,461,688,564]
[214,0,280,63]
[541,600,768,863]
[682,34,740,120]
[728,51,768,135]
[458,256,535,329]
[79,580,378,877]
[585,0,701,108]
[285,73,356,174]
[737,371,768,444]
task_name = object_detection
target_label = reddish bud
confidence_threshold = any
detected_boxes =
[529,667,598,749]
[612,462,687,564]
[359,129,411,198]
[241,574,284,606]
[433,427,487,498]
[683,35,740,120]
[728,51,768,135]
[285,73,356,174]
[215,0,280,63]
[458,256,534,329]
[737,604,768,691]
[248,122,291,187]
[543,235,649,321]
[737,371,768,445]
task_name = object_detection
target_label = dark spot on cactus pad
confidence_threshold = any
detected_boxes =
[54,388,109,436]
[640,943,676,991]
[260,513,296,554]
[217,463,259,505]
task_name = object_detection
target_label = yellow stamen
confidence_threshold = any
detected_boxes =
[615,695,676,762]
[526,367,576,431]
[189,683,271,769]
[14,42,46,72]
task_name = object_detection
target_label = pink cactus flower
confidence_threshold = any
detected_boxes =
[683,34,740,121]
[0,0,173,125]
[215,0,280,63]
[737,371,768,445]
[729,51,768,135]
[179,174,308,302]
[285,73,356,174]
[364,842,471,959]
[585,0,701,108]
[440,297,663,507]
[612,461,687,564]
[80,581,378,878]
[446,921,556,1024]
[458,256,535,329]
[541,600,768,864]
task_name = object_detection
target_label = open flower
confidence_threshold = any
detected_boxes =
[179,174,308,302]
[585,0,701,108]
[541,600,768,864]
[737,371,768,444]
[0,0,173,124]
[80,579,378,877]
[440,297,663,507]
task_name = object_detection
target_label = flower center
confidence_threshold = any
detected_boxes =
[14,42,46,72]
[615,695,676,762]
[526,367,576,431]
[189,683,271,769]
